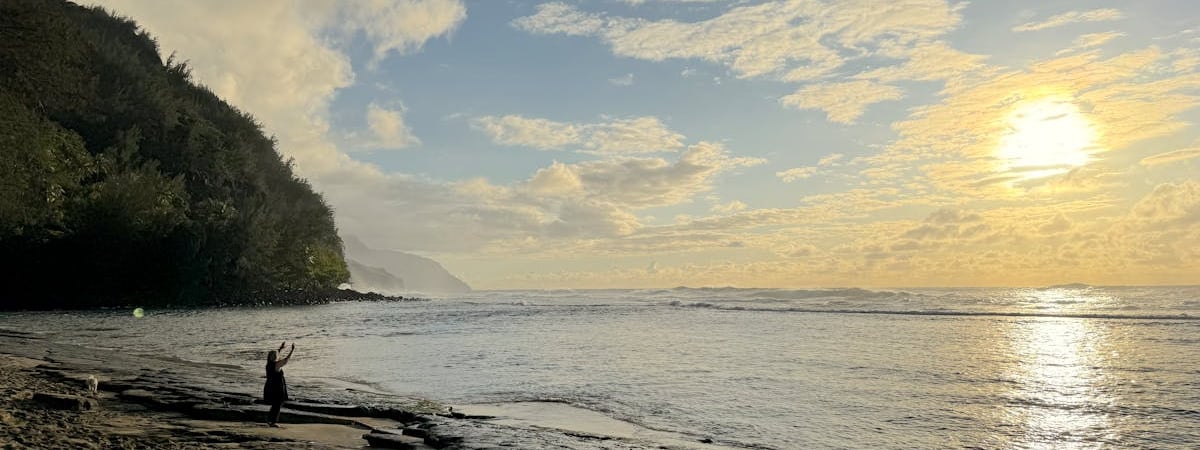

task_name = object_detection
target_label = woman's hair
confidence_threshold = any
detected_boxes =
[267,350,278,363]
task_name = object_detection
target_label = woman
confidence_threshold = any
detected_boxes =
[264,341,294,427]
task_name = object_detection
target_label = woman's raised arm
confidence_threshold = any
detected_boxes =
[278,343,295,367]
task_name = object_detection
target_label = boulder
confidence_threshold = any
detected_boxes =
[401,427,429,438]
[423,433,463,449]
[362,431,429,449]
[32,392,96,411]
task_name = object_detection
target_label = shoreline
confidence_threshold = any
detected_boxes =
[0,288,424,312]
[0,329,731,449]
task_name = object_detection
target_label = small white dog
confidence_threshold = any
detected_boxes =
[86,375,99,396]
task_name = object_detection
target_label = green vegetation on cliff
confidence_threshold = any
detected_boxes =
[0,0,349,308]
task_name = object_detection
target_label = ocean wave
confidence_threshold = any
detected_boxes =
[666,301,1200,321]
[666,286,907,300]
[464,394,771,449]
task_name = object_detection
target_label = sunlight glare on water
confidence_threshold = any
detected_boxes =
[1008,289,1113,448]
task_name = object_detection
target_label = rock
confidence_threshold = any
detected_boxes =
[424,433,463,449]
[32,392,96,411]
[100,379,138,392]
[234,404,367,427]
[362,431,428,449]
[282,401,369,417]
[364,406,423,423]
[402,427,429,438]
[63,438,99,449]
[700,437,714,443]
[189,403,255,421]
[118,389,185,412]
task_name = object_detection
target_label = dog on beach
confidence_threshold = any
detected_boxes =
[86,375,99,396]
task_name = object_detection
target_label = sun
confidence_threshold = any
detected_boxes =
[997,98,1097,180]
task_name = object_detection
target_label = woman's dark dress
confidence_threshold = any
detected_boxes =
[264,360,288,423]
[264,361,288,403]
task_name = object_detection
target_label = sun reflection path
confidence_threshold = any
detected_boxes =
[1010,289,1114,449]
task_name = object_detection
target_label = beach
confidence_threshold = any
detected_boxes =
[0,327,726,449]
[0,352,369,449]
[0,329,394,449]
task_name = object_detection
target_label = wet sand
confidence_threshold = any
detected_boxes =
[0,329,728,449]
[0,346,379,449]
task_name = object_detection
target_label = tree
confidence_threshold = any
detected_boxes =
[0,0,349,309]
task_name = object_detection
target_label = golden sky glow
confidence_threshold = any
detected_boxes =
[998,98,1097,180]
[90,1,1200,288]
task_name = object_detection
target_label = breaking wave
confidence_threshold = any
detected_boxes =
[665,300,1200,321]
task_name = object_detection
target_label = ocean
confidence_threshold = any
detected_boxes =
[4,285,1200,449]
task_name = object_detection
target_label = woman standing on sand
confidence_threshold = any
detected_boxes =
[264,341,294,427]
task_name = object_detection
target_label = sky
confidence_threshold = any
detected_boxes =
[90,0,1200,289]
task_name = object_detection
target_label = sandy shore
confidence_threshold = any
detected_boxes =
[0,338,389,449]
[0,357,370,449]
[0,329,729,450]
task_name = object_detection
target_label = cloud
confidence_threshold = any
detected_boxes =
[1013,8,1124,32]
[780,80,904,124]
[514,1,964,82]
[622,0,722,4]
[1038,213,1073,234]
[336,141,764,251]
[776,153,847,182]
[1140,147,1200,167]
[83,0,779,263]
[336,0,467,64]
[778,243,817,258]
[365,103,420,148]
[856,41,989,83]
[776,167,817,183]
[586,117,686,155]
[1107,181,1200,268]
[560,142,765,207]
[874,46,1200,198]
[512,2,609,36]
[898,208,989,241]
[93,0,1200,287]
[471,115,580,149]
[1067,32,1125,51]
[818,153,845,166]
[472,115,685,155]
[1127,180,1200,228]
[926,209,982,224]
[711,200,748,214]
[608,73,635,86]
[526,161,584,196]
[87,0,465,174]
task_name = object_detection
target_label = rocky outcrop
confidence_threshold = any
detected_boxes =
[342,236,471,294]
[32,392,96,411]
[362,430,432,449]
[347,260,407,294]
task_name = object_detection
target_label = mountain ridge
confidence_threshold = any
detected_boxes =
[342,236,471,294]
